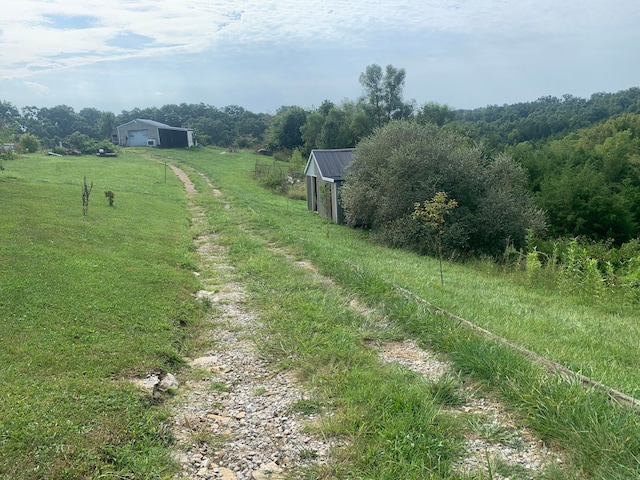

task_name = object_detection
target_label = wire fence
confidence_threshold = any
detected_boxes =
[254,162,305,195]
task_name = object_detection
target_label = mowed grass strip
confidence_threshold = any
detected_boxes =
[159,147,640,478]
[0,153,202,479]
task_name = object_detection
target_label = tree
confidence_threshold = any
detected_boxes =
[341,121,545,257]
[266,106,307,151]
[97,112,116,140]
[413,192,458,284]
[416,102,456,127]
[18,133,41,153]
[359,64,385,127]
[359,64,412,127]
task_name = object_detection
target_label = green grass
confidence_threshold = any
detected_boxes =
[0,152,203,478]
[4,147,640,478]
[158,146,640,478]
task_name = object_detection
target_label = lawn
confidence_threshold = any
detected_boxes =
[0,152,202,478]
[3,147,640,479]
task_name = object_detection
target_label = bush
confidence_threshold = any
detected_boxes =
[19,133,41,153]
[341,121,546,257]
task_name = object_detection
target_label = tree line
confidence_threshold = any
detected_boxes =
[2,65,640,259]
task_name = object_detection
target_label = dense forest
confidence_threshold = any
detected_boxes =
[2,66,640,260]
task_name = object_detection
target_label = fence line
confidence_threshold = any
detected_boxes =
[393,285,640,409]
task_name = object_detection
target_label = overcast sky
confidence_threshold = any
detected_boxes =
[1,0,638,115]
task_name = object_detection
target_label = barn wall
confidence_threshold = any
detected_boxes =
[117,120,159,146]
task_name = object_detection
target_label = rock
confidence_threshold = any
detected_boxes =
[158,373,179,392]
[218,466,237,479]
[140,374,159,391]
[252,461,285,480]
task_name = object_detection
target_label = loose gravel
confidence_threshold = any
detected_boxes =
[166,164,565,480]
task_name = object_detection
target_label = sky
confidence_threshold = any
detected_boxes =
[0,0,638,115]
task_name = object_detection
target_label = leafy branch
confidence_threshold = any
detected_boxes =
[412,191,458,285]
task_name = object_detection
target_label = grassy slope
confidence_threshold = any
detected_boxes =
[0,153,202,478]
[161,146,640,479]
[167,147,640,398]
[3,147,640,478]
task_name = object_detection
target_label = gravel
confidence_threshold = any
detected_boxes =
[166,164,565,480]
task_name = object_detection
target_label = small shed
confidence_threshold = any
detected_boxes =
[304,148,354,225]
[116,119,194,148]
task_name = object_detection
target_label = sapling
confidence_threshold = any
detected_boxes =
[82,176,93,216]
[412,191,458,286]
[105,190,115,207]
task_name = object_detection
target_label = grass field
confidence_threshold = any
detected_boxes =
[0,152,203,478]
[2,147,640,479]
[160,146,640,479]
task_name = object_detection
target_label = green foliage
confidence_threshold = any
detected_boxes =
[359,63,413,127]
[67,130,99,154]
[342,121,545,257]
[413,192,459,285]
[289,148,306,173]
[105,189,115,206]
[515,113,640,243]
[18,133,40,153]
[456,88,640,147]
[0,152,202,478]
[266,105,307,152]
[413,192,459,230]
[416,101,457,127]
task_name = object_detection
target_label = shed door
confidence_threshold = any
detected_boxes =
[128,129,149,146]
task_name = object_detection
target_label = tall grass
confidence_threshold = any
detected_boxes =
[162,146,640,478]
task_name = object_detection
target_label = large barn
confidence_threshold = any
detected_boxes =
[304,148,354,225]
[116,119,194,148]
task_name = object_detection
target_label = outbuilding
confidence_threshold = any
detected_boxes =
[116,119,194,148]
[304,148,354,225]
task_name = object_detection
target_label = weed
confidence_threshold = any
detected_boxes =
[211,381,230,392]
[427,372,468,406]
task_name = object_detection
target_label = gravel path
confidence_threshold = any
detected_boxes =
[167,164,564,479]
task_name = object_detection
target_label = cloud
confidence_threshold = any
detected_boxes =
[0,1,638,113]
[24,81,50,95]
[3,0,634,80]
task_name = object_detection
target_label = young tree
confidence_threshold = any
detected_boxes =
[413,192,458,284]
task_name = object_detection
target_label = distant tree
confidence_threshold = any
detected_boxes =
[416,102,456,127]
[341,121,545,257]
[266,106,307,151]
[359,64,385,127]
[97,111,116,140]
[359,64,413,127]
[300,111,325,154]
[18,133,41,153]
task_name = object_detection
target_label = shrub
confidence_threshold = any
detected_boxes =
[19,133,41,153]
[341,121,546,258]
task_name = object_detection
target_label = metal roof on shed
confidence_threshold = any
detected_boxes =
[308,149,354,181]
[118,119,192,131]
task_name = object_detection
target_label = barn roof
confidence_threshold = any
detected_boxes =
[118,119,192,131]
[307,149,354,182]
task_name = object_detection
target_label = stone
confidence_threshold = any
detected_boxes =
[252,461,285,480]
[218,466,237,479]
[158,373,179,392]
